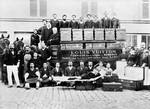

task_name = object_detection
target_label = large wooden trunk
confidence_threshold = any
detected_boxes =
[60,28,72,41]
[102,82,123,91]
[72,29,83,41]
[116,29,126,40]
[95,29,104,40]
[105,29,115,40]
[120,79,143,91]
[84,29,93,40]
[75,81,96,90]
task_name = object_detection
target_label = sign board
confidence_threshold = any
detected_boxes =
[72,29,82,41]
[105,29,115,40]
[86,43,93,49]
[93,43,105,49]
[60,28,71,41]
[95,29,104,40]
[84,29,93,40]
[116,29,126,40]
[65,44,83,50]
[61,49,122,61]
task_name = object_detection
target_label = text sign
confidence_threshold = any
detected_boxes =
[61,49,122,61]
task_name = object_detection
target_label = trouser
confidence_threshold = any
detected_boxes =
[7,65,20,86]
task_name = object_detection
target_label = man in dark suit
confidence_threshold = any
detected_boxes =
[76,60,88,76]
[40,62,52,86]
[111,16,120,28]
[78,17,85,29]
[41,22,53,46]
[69,15,79,29]
[101,12,111,28]
[31,29,40,47]
[84,14,93,28]
[59,14,69,28]
[51,62,63,76]
[50,14,59,29]
[64,60,77,76]
[87,61,94,73]
[37,19,47,35]
[92,15,102,28]
[47,27,60,46]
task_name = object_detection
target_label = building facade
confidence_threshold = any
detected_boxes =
[0,0,150,47]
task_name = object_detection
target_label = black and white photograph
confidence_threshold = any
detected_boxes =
[0,0,150,109]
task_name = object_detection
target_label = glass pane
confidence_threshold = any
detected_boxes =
[40,0,47,17]
[30,0,37,16]
[142,3,149,19]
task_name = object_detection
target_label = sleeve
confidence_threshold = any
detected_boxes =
[41,29,45,41]
[51,68,54,76]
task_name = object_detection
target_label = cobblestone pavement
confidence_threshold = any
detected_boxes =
[0,82,150,109]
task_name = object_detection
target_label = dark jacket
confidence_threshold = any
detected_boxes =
[47,33,60,46]
[111,17,120,28]
[142,56,150,68]
[40,67,51,79]
[84,20,93,28]
[59,20,69,28]
[27,69,38,79]
[51,67,63,76]
[76,66,88,76]
[31,34,40,46]
[87,66,94,73]
[4,49,19,65]
[64,67,77,76]
[50,19,59,28]
[37,25,46,35]
[69,20,79,29]
[41,27,53,45]
[92,21,102,28]
[78,22,85,29]
[101,17,111,28]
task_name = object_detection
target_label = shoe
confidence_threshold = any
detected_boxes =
[25,87,30,90]
[17,86,21,88]
[36,87,39,90]
[8,85,13,88]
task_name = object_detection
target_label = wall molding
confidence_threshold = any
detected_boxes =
[0,18,150,24]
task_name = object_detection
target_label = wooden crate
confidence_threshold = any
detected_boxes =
[72,29,83,41]
[84,29,93,40]
[95,29,104,40]
[92,43,105,49]
[116,29,126,40]
[105,29,115,40]
[60,28,71,41]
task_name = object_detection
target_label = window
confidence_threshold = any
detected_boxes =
[39,0,47,17]
[91,1,97,16]
[30,0,37,16]
[142,0,149,19]
[81,1,88,17]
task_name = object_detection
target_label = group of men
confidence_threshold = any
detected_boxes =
[32,13,120,46]
[119,43,150,68]
[2,42,118,89]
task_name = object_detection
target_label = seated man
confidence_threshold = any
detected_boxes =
[76,60,88,76]
[40,62,52,86]
[81,61,105,87]
[87,61,94,73]
[51,62,63,76]
[64,60,77,76]
[103,63,119,82]
[47,27,60,46]
[24,62,40,90]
